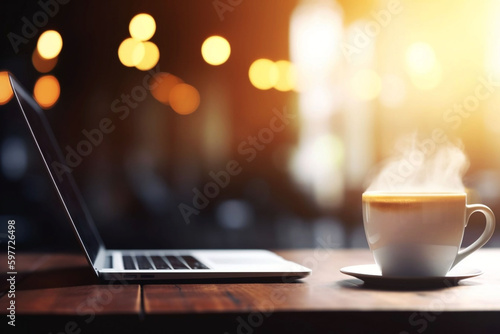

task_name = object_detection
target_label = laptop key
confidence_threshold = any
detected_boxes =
[123,255,136,270]
[151,256,171,270]
[136,255,154,270]
[166,256,189,269]
[182,256,208,269]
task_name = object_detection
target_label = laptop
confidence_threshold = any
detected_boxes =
[8,73,311,281]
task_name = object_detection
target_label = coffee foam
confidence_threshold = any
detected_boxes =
[362,192,466,211]
[363,192,465,202]
[365,135,469,193]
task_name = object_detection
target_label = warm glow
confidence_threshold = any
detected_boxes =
[290,0,343,114]
[290,133,344,209]
[485,108,500,134]
[409,64,442,90]
[135,41,160,70]
[0,71,14,105]
[313,134,344,169]
[405,42,437,75]
[248,59,279,90]
[169,83,200,115]
[405,43,442,90]
[201,36,231,66]
[289,0,345,210]
[290,0,342,88]
[299,87,335,119]
[129,13,156,41]
[32,49,58,73]
[33,75,60,109]
[118,38,145,67]
[37,30,63,59]
[380,74,407,108]
[350,69,382,101]
[150,73,183,105]
[274,60,296,92]
[487,2,500,76]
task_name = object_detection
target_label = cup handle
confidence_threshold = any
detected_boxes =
[451,204,496,268]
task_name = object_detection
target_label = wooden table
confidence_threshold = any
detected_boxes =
[1,249,500,333]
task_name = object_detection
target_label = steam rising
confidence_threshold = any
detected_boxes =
[366,136,469,192]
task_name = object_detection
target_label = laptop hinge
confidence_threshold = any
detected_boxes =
[93,247,107,274]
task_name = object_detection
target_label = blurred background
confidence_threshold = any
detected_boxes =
[1,0,500,252]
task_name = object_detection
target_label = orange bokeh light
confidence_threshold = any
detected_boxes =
[32,49,58,73]
[0,71,14,105]
[150,73,183,105]
[33,75,60,109]
[169,83,200,115]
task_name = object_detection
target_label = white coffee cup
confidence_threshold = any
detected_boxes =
[362,192,496,277]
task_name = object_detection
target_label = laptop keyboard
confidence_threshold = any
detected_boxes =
[122,254,208,270]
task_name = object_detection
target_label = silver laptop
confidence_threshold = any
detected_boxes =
[8,73,311,281]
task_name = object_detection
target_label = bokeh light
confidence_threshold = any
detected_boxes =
[274,60,296,91]
[37,30,63,59]
[33,75,60,109]
[32,49,58,73]
[118,38,145,67]
[405,42,437,75]
[150,73,183,105]
[290,1,343,76]
[129,13,156,41]
[135,41,160,70]
[0,71,14,105]
[201,36,231,66]
[405,42,442,90]
[350,69,381,100]
[248,59,279,90]
[169,83,200,115]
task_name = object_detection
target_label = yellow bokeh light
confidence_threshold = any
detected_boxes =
[169,83,200,115]
[249,59,279,90]
[201,36,231,66]
[350,69,382,101]
[37,30,63,59]
[150,73,183,105]
[32,49,58,73]
[0,71,14,105]
[274,60,296,92]
[118,38,145,67]
[129,13,156,41]
[136,41,160,71]
[405,42,442,90]
[33,75,60,109]
[405,42,437,75]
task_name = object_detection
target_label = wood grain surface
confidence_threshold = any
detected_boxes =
[0,253,140,315]
[1,249,500,317]
[143,249,500,314]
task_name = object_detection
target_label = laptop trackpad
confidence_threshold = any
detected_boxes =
[202,252,287,266]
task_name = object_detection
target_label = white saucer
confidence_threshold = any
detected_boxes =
[340,264,483,287]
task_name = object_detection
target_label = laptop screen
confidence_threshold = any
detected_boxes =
[9,74,103,265]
